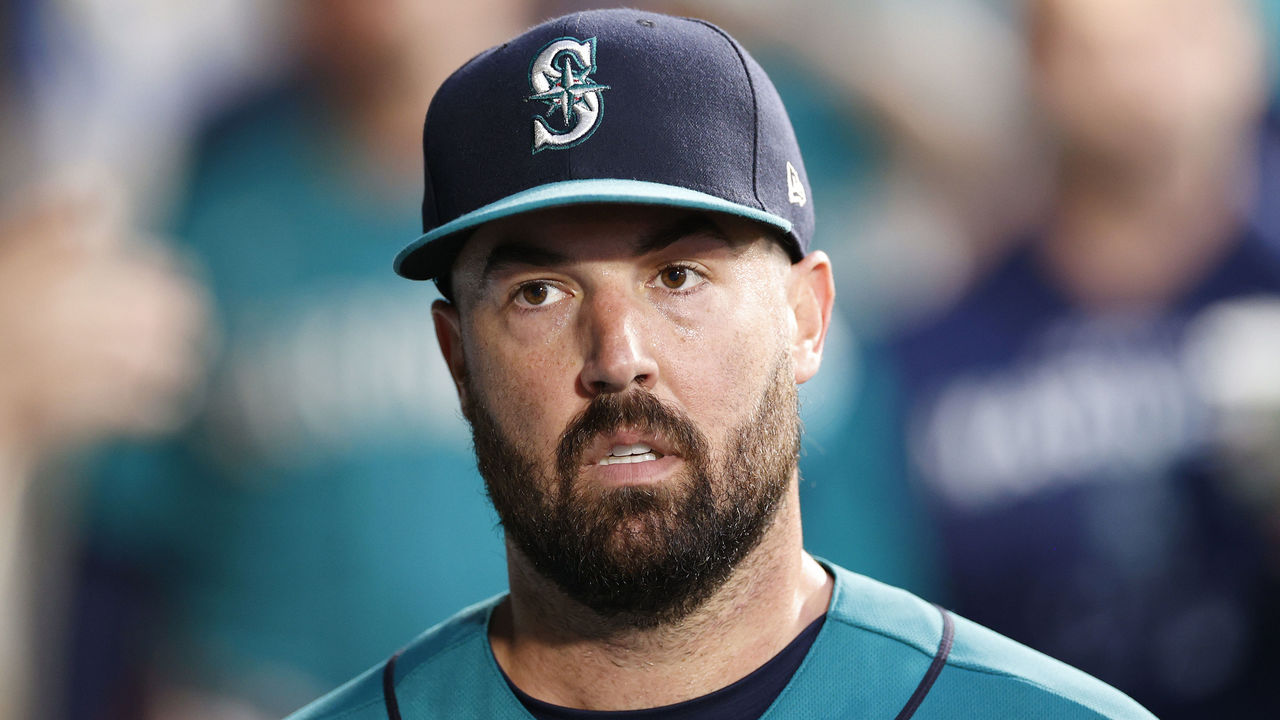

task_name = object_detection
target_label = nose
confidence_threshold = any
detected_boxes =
[578,288,659,396]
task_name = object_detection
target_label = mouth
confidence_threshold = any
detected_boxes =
[570,426,688,488]
[597,442,665,466]
[584,432,677,468]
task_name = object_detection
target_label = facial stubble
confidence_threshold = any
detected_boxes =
[463,355,801,627]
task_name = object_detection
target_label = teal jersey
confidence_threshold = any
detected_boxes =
[284,561,1155,720]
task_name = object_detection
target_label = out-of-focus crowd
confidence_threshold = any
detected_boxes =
[4,0,1280,718]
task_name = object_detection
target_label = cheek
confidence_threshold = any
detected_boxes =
[668,337,761,444]
[465,316,580,460]
[660,282,788,447]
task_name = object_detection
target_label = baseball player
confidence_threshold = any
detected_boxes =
[286,9,1155,719]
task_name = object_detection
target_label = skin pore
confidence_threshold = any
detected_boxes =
[431,205,835,710]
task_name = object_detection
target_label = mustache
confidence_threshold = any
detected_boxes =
[556,390,710,481]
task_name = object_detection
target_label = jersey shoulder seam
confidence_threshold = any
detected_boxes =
[941,659,1114,718]
[395,625,492,689]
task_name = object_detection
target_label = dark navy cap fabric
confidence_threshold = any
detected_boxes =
[394,8,814,281]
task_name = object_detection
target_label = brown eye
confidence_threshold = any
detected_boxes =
[514,281,568,308]
[660,267,688,289]
[520,283,549,305]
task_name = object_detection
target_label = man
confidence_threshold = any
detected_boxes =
[288,9,1154,719]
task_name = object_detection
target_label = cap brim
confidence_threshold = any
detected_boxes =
[394,178,795,280]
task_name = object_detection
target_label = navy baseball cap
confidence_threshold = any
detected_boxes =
[394,8,814,285]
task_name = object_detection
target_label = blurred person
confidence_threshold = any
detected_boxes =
[0,180,210,720]
[67,1,538,719]
[3,7,213,718]
[891,0,1280,716]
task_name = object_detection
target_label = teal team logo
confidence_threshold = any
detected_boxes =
[528,37,609,153]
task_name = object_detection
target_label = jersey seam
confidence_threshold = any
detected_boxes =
[822,610,1119,719]
[395,629,486,689]
[939,660,1116,718]
[762,613,938,718]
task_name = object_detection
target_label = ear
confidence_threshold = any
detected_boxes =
[787,251,835,384]
[432,299,469,406]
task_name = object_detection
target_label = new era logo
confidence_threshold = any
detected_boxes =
[786,161,806,207]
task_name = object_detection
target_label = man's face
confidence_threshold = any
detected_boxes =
[433,205,828,624]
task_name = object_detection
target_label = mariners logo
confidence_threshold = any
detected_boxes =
[527,37,609,153]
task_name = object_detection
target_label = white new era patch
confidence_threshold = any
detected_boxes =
[786,161,807,207]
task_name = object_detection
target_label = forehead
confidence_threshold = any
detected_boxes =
[450,204,784,288]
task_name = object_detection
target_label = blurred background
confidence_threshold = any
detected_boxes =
[4,0,1280,718]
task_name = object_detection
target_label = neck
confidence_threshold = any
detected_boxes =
[1041,139,1253,311]
[489,481,832,711]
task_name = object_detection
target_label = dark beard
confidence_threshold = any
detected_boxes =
[463,356,800,627]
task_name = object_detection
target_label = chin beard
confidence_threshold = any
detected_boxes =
[463,355,800,627]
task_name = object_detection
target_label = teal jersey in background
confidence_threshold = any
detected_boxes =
[76,86,507,714]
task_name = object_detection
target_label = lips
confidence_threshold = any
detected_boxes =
[585,434,675,466]
[555,391,704,482]
[598,442,663,465]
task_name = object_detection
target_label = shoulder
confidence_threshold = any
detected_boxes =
[816,562,1156,719]
[1201,228,1280,296]
[283,595,507,720]
[934,611,1157,719]
[281,662,386,720]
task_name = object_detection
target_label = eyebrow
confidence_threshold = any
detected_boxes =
[634,213,730,255]
[480,242,571,283]
[479,212,732,283]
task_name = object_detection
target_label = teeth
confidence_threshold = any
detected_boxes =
[598,443,661,465]
[608,443,652,457]
[599,452,659,466]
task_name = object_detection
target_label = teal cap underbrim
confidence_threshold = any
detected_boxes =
[394,178,795,281]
